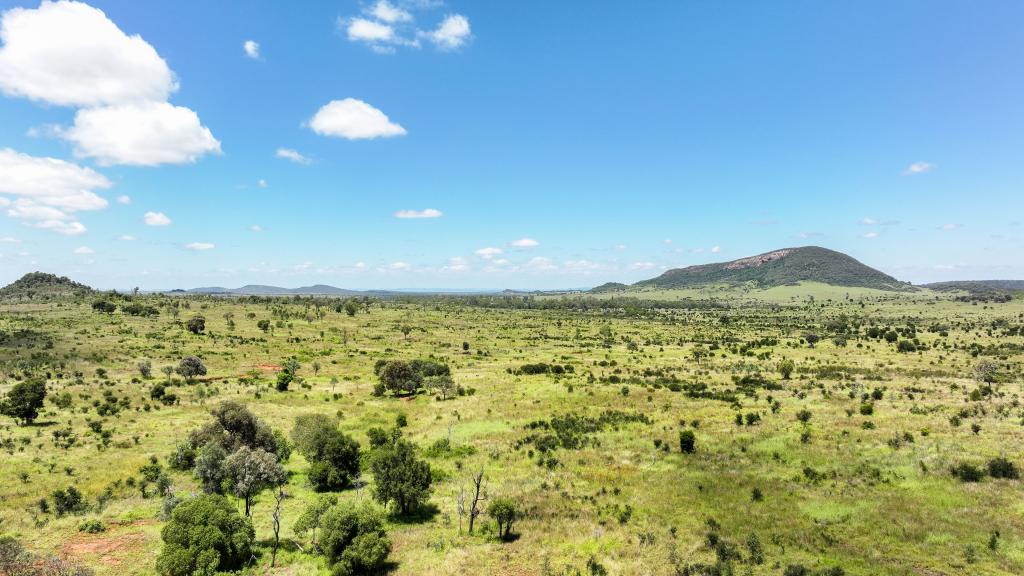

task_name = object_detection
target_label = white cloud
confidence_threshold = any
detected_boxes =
[443,256,469,272]
[116,194,131,204]
[860,217,877,225]
[346,18,395,43]
[424,14,471,50]
[525,256,558,271]
[309,98,406,140]
[118,234,135,241]
[35,219,86,235]
[60,101,220,166]
[0,236,18,243]
[185,242,214,251]
[275,147,311,164]
[0,148,110,234]
[143,211,171,226]
[0,0,176,107]
[370,1,412,23]
[510,238,539,248]
[903,161,934,175]
[940,223,961,231]
[73,245,93,254]
[475,247,503,259]
[249,224,263,232]
[384,261,410,271]
[710,246,721,253]
[394,208,442,219]
[243,40,260,59]
[258,179,268,188]
[629,261,656,271]
[862,231,878,239]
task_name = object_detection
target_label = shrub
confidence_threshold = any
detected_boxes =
[679,430,696,454]
[950,462,985,482]
[320,503,391,576]
[52,486,87,516]
[987,457,1019,479]
[156,494,254,576]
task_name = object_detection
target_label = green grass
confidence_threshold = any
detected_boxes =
[0,289,1022,575]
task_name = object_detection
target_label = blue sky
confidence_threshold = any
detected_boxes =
[0,0,1021,290]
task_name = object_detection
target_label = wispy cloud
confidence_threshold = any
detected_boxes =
[903,161,934,175]
[510,238,539,248]
[185,242,215,251]
[275,148,311,164]
[395,208,442,219]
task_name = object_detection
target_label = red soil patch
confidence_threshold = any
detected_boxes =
[257,363,282,371]
[62,530,148,566]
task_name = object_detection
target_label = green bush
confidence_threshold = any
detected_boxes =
[320,503,391,576]
[156,494,254,576]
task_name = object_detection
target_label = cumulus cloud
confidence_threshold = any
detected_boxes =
[370,1,412,23]
[903,161,934,175]
[60,102,221,166]
[0,0,176,107]
[339,3,470,53]
[243,40,260,59]
[346,18,397,44]
[275,147,311,164]
[510,238,539,248]
[394,208,442,219]
[424,14,471,50]
[143,211,171,226]
[475,247,503,259]
[309,99,406,140]
[710,246,721,253]
[0,148,110,234]
[73,245,93,254]
[185,242,214,251]
[116,194,131,204]
[0,1,219,167]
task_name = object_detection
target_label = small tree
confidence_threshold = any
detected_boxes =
[223,446,287,516]
[156,494,254,576]
[371,439,432,515]
[257,319,271,333]
[378,360,422,397]
[487,497,518,540]
[294,494,339,551]
[161,365,175,383]
[193,442,227,494]
[778,358,795,380]
[176,356,207,383]
[0,377,47,425]
[91,300,116,314]
[186,316,206,335]
[137,360,153,379]
[270,487,287,567]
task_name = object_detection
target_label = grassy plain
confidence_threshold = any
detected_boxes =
[1,288,1023,575]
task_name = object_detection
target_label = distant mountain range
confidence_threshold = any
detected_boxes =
[599,246,915,292]
[3,247,1023,300]
[179,285,407,297]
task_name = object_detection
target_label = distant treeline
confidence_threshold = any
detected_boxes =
[417,295,728,312]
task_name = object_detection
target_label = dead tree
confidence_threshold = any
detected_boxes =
[468,467,486,534]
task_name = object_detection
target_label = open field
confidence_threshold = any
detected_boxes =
[2,290,1024,575]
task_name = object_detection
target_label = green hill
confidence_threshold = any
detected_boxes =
[922,280,1024,294]
[0,272,94,301]
[626,246,913,292]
